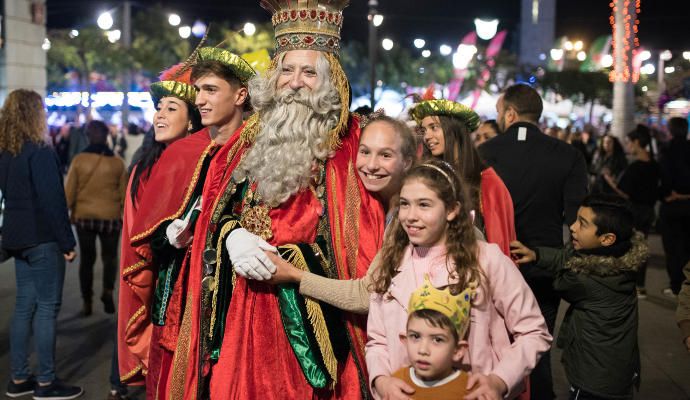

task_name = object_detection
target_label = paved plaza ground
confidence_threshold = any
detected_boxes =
[1,234,689,399]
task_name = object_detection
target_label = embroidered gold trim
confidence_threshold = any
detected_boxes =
[122,259,146,276]
[125,305,146,332]
[120,362,143,382]
[239,113,261,145]
[282,245,338,383]
[169,293,194,400]
[130,141,215,243]
[344,160,360,278]
[328,167,346,277]
[209,219,239,339]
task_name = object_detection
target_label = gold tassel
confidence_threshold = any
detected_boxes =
[282,245,338,384]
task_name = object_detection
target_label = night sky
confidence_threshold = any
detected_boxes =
[46,0,690,52]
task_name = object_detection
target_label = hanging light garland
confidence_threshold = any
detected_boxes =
[609,0,641,83]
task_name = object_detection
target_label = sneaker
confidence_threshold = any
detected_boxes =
[636,287,647,299]
[32,380,83,400]
[6,376,36,398]
[662,288,678,299]
[106,390,129,400]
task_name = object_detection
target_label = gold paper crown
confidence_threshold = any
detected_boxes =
[196,47,257,85]
[260,0,350,54]
[409,99,481,132]
[408,275,474,339]
[150,63,197,106]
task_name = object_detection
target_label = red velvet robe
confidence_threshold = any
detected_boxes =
[162,115,385,399]
[117,128,213,385]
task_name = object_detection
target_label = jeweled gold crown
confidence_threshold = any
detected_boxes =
[408,275,474,339]
[260,0,350,54]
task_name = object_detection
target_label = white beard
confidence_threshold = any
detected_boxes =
[233,87,341,207]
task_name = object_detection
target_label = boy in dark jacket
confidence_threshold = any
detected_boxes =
[511,193,648,399]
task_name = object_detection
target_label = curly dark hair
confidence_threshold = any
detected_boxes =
[372,159,483,296]
[0,89,46,155]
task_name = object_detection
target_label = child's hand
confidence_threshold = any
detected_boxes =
[464,373,507,400]
[509,241,536,264]
[373,376,415,400]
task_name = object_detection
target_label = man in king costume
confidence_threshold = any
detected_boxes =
[165,1,386,398]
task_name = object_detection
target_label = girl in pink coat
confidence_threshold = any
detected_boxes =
[366,160,551,400]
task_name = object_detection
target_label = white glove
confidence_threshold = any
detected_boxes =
[165,197,201,249]
[225,228,278,281]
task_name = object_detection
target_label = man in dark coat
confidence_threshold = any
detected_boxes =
[479,83,589,400]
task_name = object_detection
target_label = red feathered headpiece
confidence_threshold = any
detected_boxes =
[158,63,193,86]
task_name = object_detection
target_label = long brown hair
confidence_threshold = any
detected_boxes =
[422,115,484,212]
[0,89,46,155]
[372,159,482,295]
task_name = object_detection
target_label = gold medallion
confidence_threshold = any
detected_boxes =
[240,203,273,241]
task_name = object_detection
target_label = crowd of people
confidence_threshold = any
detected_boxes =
[1,1,690,400]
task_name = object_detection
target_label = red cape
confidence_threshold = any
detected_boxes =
[480,167,517,257]
[117,128,213,384]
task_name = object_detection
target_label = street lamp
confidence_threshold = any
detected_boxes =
[638,50,651,61]
[660,50,672,61]
[381,38,394,51]
[179,26,192,39]
[372,14,383,27]
[664,66,675,74]
[683,51,690,61]
[439,44,452,56]
[576,50,587,61]
[192,20,207,38]
[574,40,584,51]
[413,38,425,49]
[601,54,613,68]
[453,44,477,69]
[474,18,498,40]
[69,29,79,38]
[550,48,564,61]
[168,13,181,26]
[640,63,655,75]
[42,38,51,51]
[97,11,114,30]
[421,49,431,58]
[243,22,256,36]
[368,0,380,107]
[107,29,121,43]
[96,3,132,130]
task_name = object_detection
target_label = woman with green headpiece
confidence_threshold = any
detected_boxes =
[410,99,516,256]
[117,61,203,389]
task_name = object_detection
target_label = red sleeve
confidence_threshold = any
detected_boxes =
[480,167,517,257]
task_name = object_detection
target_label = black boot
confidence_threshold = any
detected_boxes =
[82,300,92,317]
[101,290,115,314]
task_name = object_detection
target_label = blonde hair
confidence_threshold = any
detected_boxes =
[0,89,46,155]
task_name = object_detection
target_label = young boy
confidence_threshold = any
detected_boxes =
[393,275,473,399]
[511,193,648,400]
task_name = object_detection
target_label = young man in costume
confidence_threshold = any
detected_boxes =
[117,49,255,400]
[164,1,386,399]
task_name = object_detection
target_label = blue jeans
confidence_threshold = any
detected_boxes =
[10,242,65,383]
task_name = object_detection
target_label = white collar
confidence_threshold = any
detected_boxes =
[408,367,461,388]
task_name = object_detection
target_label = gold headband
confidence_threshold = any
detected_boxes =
[419,163,457,199]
